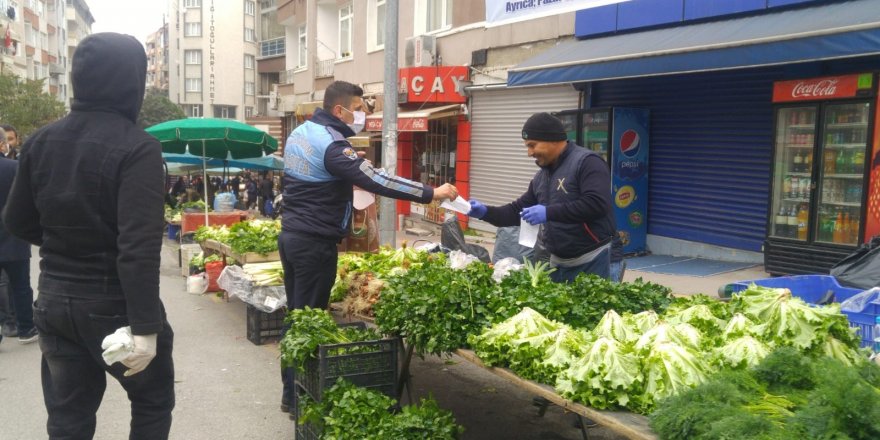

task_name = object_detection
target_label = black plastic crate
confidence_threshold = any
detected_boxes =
[245,304,285,345]
[295,322,398,401]
[293,385,321,440]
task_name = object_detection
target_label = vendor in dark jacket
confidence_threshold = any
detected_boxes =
[278,80,457,413]
[468,112,615,282]
[2,33,174,439]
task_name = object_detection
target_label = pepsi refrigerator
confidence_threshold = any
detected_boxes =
[554,108,650,254]
[765,73,879,275]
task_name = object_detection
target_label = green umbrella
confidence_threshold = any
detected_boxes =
[146,118,280,225]
[146,117,279,159]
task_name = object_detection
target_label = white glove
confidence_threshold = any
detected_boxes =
[121,333,158,377]
[101,326,135,366]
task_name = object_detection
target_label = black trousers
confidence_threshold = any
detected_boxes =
[277,230,339,408]
[34,293,175,440]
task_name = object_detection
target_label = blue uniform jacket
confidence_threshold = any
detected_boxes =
[281,108,433,240]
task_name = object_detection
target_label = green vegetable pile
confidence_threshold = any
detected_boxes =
[373,254,673,357]
[279,307,383,372]
[650,347,880,440]
[299,379,463,439]
[193,224,231,243]
[468,285,868,414]
[332,245,431,314]
[226,219,280,255]
[188,252,234,271]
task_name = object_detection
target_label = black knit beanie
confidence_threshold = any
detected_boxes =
[521,112,567,142]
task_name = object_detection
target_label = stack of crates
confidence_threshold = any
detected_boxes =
[292,322,399,439]
[245,304,285,345]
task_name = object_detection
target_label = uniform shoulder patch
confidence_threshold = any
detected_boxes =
[342,147,358,160]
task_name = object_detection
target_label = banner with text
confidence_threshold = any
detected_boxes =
[486,0,628,27]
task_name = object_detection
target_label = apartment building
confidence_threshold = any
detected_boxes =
[0,0,89,108]
[167,0,260,122]
[275,0,577,224]
[146,23,169,91]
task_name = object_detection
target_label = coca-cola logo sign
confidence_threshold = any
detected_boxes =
[791,79,838,98]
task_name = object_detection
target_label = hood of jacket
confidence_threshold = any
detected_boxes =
[70,33,147,123]
[310,107,357,138]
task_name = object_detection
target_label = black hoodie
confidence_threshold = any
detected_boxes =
[2,33,166,334]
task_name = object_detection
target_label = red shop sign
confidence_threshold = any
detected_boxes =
[772,73,872,103]
[398,66,468,104]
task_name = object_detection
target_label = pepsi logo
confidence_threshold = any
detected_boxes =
[620,130,640,157]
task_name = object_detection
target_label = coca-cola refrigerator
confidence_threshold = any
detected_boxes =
[764,73,878,275]
[554,108,649,254]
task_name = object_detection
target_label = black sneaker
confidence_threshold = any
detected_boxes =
[18,327,38,344]
[1,322,16,337]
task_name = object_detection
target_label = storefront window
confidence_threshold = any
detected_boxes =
[412,118,457,222]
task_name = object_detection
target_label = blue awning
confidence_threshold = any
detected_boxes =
[508,0,880,87]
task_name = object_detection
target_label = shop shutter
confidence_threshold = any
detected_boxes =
[593,68,781,252]
[469,85,578,232]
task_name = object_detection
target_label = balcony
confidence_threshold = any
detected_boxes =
[259,37,285,58]
[49,62,65,76]
[314,59,333,78]
[279,69,295,85]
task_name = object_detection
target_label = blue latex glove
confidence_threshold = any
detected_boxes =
[521,205,547,225]
[468,199,488,219]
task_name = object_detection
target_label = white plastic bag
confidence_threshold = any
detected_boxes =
[492,257,524,283]
[447,250,481,270]
[840,287,880,313]
[186,273,208,295]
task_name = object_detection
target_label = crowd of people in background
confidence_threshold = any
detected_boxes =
[166,171,280,218]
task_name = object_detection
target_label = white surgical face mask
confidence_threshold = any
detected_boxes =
[342,107,366,134]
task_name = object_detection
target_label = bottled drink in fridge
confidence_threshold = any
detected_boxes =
[824,149,836,174]
[837,149,848,174]
[804,150,813,172]
[775,206,788,237]
[790,176,799,198]
[850,212,860,244]
[783,176,792,198]
[819,207,834,242]
[833,210,845,243]
[853,150,865,174]
[797,204,808,240]
[788,205,800,239]
[801,177,810,199]
[793,150,803,172]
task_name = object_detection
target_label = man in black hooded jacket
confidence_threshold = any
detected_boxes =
[2,33,174,439]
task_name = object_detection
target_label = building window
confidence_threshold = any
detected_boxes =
[214,105,236,119]
[184,0,201,8]
[184,50,202,65]
[416,0,451,34]
[245,82,255,96]
[297,24,307,68]
[184,22,202,37]
[338,4,352,59]
[185,78,202,92]
[186,104,203,117]
[260,37,284,57]
[245,107,254,118]
[372,0,386,48]
[245,28,256,42]
[244,54,255,69]
[245,0,256,16]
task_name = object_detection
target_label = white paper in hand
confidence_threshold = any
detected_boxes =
[352,189,375,210]
[440,196,471,215]
[519,219,539,248]
[101,326,134,366]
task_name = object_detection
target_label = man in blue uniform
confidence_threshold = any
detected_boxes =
[278,81,456,412]
[468,112,615,282]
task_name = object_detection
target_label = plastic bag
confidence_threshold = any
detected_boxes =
[448,250,481,270]
[217,265,287,312]
[186,273,208,295]
[440,217,491,263]
[205,260,225,292]
[492,257,524,283]
[840,287,880,314]
[492,226,534,263]
[830,235,880,289]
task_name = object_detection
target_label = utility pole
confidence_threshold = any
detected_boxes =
[379,0,399,247]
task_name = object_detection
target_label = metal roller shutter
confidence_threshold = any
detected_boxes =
[593,69,781,252]
[469,85,578,231]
